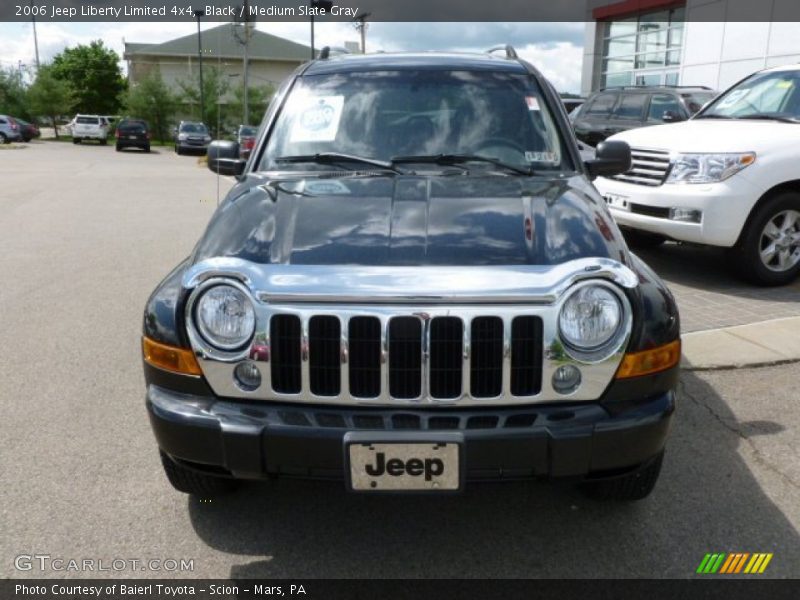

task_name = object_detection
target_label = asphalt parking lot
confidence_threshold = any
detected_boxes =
[1,141,798,579]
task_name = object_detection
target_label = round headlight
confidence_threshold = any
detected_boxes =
[195,285,256,350]
[558,284,622,351]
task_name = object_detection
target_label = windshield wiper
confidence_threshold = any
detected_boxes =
[694,114,737,120]
[738,114,800,123]
[392,154,532,176]
[274,152,401,173]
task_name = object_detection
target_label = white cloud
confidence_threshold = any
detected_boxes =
[517,42,584,94]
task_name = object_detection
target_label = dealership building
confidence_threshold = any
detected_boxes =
[581,0,800,95]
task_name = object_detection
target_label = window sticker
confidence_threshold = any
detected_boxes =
[717,89,749,108]
[525,96,541,111]
[526,151,558,163]
[290,95,345,142]
[775,80,793,89]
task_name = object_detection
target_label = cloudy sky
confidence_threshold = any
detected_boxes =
[0,21,585,93]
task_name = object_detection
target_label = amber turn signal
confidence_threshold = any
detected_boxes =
[142,336,202,376]
[616,339,681,379]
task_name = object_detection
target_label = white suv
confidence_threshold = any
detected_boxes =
[71,114,109,145]
[596,65,800,286]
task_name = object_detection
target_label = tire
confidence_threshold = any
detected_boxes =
[581,451,664,501]
[0,133,7,144]
[74,138,81,144]
[732,191,800,286]
[145,145,151,153]
[115,144,122,152]
[159,451,238,496]
[622,228,667,249]
[100,138,107,145]
[175,145,181,155]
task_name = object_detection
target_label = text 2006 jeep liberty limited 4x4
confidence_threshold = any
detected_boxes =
[142,47,681,501]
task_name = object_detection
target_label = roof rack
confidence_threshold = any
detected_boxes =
[487,45,518,59]
[599,84,713,91]
[318,46,352,60]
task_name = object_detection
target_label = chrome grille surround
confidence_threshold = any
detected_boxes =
[183,257,636,407]
[610,147,672,187]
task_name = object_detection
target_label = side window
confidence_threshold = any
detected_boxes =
[611,94,647,120]
[584,93,618,117]
[648,94,683,121]
[0,118,6,124]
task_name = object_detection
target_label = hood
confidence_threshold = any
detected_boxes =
[609,119,800,153]
[191,174,628,267]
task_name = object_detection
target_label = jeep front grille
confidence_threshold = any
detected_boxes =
[263,313,543,402]
[610,148,671,186]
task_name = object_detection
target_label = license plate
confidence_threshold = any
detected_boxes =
[128,135,137,139]
[604,193,630,211]
[345,432,463,492]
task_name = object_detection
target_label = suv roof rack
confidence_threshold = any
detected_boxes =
[318,46,352,60]
[598,84,713,91]
[487,45,518,59]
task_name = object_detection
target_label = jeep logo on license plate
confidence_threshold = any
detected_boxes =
[346,434,462,492]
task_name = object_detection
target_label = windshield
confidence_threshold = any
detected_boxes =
[239,126,257,137]
[180,123,207,133]
[697,70,800,120]
[260,69,570,173]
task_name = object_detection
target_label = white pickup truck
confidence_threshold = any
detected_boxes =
[72,115,109,145]
[596,64,800,286]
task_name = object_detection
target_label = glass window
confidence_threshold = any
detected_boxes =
[700,71,800,119]
[608,19,637,38]
[635,73,662,86]
[648,94,682,121]
[603,56,635,73]
[612,94,647,120]
[664,72,679,86]
[603,72,632,88]
[681,92,715,114]
[585,93,618,116]
[603,36,636,58]
[260,70,570,172]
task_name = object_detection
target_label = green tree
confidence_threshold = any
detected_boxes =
[124,68,178,143]
[51,40,125,114]
[177,66,229,137]
[0,67,30,120]
[226,82,274,128]
[27,65,74,138]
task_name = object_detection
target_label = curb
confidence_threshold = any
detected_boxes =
[681,316,800,371]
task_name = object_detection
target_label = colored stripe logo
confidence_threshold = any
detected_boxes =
[696,553,773,574]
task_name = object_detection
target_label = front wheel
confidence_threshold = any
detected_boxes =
[159,451,238,496]
[732,192,800,286]
[0,133,7,144]
[175,145,181,155]
[581,451,664,501]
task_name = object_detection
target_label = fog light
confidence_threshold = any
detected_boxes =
[234,362,262,391]
[552,365,581,394]
[669,207,702,223]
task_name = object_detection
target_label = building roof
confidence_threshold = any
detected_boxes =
[124,23,311,62]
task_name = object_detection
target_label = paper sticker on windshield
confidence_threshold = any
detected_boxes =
[525,96,541,111]
[290,95,344,142]
[526,151,557,163]
[717,89,749,108]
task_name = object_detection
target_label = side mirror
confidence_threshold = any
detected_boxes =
[207,140,246,177]
[584,140,631,179]
[662,110,681,122]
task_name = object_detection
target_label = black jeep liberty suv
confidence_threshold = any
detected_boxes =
[142,47,680,501]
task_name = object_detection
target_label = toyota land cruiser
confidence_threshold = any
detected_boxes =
[142,48,681,501]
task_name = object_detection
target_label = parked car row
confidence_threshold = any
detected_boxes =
[0,114,40,143]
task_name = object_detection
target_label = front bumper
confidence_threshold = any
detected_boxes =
[147,384,675,482]
[595,176,762,247]
[177,140,210,152]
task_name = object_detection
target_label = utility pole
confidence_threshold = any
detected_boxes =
[353,12,371,54]
[194,9,206,121]
[309,0,334,59]
[235,1,254,124]
[30,0,40,69]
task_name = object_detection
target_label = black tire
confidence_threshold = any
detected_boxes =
[731,191,800,286]
[159,451,238,496]
[145,145,151,153]
[622,228,667,249]
[581,451,664,501]
[175,145,181,155]
[74,138,81,144]
[115,144,122,152]
[0,133,7,144]
[100,138,107,145]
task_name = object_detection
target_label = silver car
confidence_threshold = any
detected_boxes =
[0,115,23,143]
[174,121,211,155]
